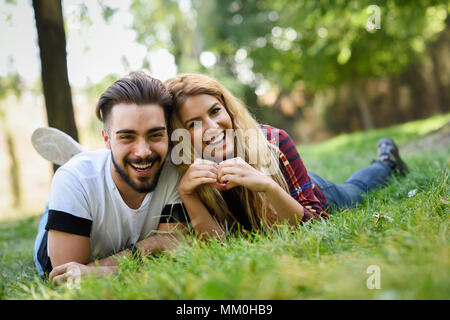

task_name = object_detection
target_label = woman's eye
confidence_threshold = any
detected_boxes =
[188,121,200,129]
[210,108,220,115]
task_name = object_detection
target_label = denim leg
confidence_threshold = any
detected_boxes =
[309,161,392,213]
[33,203,49,277]
[345,161,392,193]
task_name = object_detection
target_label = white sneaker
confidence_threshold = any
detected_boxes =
[31,127,85,166]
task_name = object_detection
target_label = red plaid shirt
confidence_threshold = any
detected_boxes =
[262,125,329,222]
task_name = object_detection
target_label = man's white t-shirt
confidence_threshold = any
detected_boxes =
[47,149,182,260]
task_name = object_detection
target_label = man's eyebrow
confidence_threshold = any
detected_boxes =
[184,102,220,127]
[147,126,166,134]
[115,127,166,135]
[115,129,136,135]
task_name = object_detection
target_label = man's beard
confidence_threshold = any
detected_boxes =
[111,151,163,193]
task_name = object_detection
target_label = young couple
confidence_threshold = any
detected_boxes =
[33,72,408,284]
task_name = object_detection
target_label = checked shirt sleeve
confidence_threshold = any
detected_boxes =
[262,125,328,222]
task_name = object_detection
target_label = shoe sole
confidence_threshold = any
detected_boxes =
[31,127,85,166]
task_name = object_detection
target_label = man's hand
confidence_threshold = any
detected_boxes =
[49,261,116,286]
[49,262,88,286]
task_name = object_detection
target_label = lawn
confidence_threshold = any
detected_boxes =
[0,113,449,300]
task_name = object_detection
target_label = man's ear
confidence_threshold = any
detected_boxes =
[102,129,111,149]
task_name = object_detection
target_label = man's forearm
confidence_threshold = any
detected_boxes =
[136,231,185,256]
[88,232,184,267]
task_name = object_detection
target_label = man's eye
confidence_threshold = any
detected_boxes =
[121,135,133,140]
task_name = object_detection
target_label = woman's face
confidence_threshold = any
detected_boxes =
[178,94,234,161]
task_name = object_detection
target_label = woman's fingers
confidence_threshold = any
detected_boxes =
[219,157,246,167]
[190,162,219,176]
[218,166,241,178]
[220,174,241,185]
[196,177,219,185]
[210,181,227,191]
[193,158,219,169]
[189,169,218,180]
[219,174,240,190]
[222,181,239,190]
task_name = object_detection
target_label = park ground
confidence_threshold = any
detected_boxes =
[0,113,449,299]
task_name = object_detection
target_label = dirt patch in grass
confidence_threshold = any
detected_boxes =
[401,121,450,154]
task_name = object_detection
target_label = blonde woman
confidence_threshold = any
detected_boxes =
[164,74,328,238]
[164,73,407,238]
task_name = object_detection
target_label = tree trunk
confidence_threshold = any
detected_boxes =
[0,112,21,209]
[355,81,374,131]
[430,48,449,113]
[32,0,79,172]
[6,129,21,208]
[403,65,433,119]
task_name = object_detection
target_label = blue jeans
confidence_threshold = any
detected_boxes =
[309,161,392,212]
[33,203,50,278]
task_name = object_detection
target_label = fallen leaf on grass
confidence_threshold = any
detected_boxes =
[408,189,418,197]
[372,214,394,225]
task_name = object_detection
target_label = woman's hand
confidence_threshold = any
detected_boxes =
[178,158,225,197]
[218,157,275,192]
[176,159,227,239]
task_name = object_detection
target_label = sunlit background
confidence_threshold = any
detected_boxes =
[0,0,449,221]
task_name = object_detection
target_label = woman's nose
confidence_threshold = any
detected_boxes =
[202,117,220,131]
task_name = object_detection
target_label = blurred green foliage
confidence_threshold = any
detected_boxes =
[130,0,449,92]
[0,72,23,101]
[122,0,450,137]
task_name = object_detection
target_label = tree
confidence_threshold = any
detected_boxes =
[130,0,201,72]
[126,0,450,136]
[191,0,450,130]
[32,0,79,163]
[0,71,24,209]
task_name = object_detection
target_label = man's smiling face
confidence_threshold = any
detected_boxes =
[103,103,169,194]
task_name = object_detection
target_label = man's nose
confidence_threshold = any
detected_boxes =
[134,138,152,158]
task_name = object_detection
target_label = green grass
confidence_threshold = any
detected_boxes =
[1,113,449,300]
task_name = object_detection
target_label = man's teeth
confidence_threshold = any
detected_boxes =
[131,162,153,170]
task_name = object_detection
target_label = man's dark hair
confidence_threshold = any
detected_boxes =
[96,72,172,128]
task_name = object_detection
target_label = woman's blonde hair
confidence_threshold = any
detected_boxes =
[164,73,289,232]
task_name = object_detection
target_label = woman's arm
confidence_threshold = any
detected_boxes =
[177,158,226,239]
[273,127,328,221]
[179,193,226,239]
[263,179,305,224]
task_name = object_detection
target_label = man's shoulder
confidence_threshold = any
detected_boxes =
[55,149,110,182]
[48,150,111,221]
